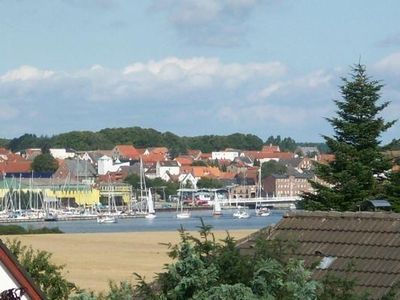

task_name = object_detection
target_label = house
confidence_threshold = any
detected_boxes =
[187,149,202,160]
[262,167,314,197]
[178,173,198,188]
[238,211,400,299]
[0,239,45,299]
[49,148,75,160]
[211,149,240,161]
[156,161,180,181]
[280,157,313,171]
[97,155,129,176]
[23,148,42,160]
[53,158,97,184]
[261,144,280,153]
[0,153,32,177]
[174,155,194,166]
[244,150,295,164]
[112,145,140,161]
[295,146,320,157]
[77,150,113,166]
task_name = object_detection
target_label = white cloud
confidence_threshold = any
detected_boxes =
[0,65,54,82]
[0,56,397,142]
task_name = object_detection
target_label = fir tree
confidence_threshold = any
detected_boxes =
[301,64,395,211]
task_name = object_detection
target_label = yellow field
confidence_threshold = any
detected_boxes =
[0,230,255,292]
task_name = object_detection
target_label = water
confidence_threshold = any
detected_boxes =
[12,209,284,233]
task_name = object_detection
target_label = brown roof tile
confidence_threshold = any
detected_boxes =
[238,211,400,299]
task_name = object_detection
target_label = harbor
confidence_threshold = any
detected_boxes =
[5,209,284,233]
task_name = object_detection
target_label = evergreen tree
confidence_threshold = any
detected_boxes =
[301,64,395,211]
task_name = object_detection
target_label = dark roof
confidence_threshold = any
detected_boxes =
[271,166,314,179]
[366,199,392,208]
[65,159,97,177]
[238,211,400,299]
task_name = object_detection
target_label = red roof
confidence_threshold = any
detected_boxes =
[141,153,166,163]
[114,145,140,160]
[245,151,294,160]
[318,154,335,164]
[0,161,31,173]
[262,144,280,153]
[175,155,194,166]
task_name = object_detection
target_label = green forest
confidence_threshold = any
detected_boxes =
[2,127,331,155]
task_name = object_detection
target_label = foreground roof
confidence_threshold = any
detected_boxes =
[238,211,400,299]
[0,240,45,299]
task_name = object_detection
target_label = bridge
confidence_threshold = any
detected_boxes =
[219,196,301,209]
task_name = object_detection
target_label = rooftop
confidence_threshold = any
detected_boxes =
[238,211,400,299]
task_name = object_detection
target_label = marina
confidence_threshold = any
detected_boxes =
[6,209,284,233]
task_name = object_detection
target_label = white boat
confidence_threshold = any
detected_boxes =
[235,210,250,219]
[97,215,117,224]
[177,182,191,219]
[212,191,222,216]
[255,207,271,217]
[233,206,250,219]
[97,177,118,224]
[176,211,191,219]
[145,188,156,219]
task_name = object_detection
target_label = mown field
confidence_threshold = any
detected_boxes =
[1,230,255,292]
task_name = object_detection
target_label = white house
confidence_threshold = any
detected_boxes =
[178,173,198,189]
[211,150,239,161]
[49,148,75,160]
[156,161,180,181]
[97,155,129,175]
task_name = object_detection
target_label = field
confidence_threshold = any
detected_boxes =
[1,230,255,292]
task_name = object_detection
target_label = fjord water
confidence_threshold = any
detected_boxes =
[13,210,284,233]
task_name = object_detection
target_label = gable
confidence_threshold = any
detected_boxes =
[0,241,45,299]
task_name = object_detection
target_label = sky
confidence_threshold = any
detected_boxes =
[0,0,399,143]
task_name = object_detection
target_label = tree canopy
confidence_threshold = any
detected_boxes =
[31,153,59,173]
[301,64,395,211]
[261,160,288,179]
[6,128,266,154]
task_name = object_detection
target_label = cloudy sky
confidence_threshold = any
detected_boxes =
[0,0,399,143]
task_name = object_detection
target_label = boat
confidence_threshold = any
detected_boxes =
[145,188,156,219]
[255,205,271,217]
[212,191,222,216]
[176,183,191,219]
[97,215,117,224]
[233,206,250,219]
[97,178,118,224]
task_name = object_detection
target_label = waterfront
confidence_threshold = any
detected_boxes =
[9,209,284,233]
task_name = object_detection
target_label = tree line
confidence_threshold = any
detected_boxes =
[3,128,337,156]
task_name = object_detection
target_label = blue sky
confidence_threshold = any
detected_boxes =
[0,0,399,143]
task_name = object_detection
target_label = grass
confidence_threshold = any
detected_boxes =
[0,224,63,235]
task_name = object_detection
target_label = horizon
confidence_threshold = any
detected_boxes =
[0,1,399,143]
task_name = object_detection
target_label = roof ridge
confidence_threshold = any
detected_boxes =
[285,211,400,220]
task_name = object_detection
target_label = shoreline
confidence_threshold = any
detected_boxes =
[1,229,256,292]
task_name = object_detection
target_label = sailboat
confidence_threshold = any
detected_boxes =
[254,166,270,217]
[145,188,156,219]
[176,184,191,219]
[97,182,118,224]
[212,191,222,216]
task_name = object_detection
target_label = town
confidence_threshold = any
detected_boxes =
[0,141,336,217]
